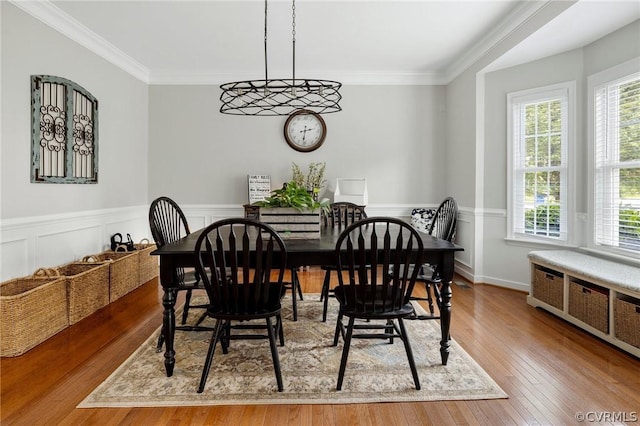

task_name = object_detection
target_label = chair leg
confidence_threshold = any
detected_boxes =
[385,319,395,344]
[424,282,435,316]
[156,325,165,352]
[277,313,285,346]
[266,316,284,392]
[295,271,304,301]
[321,270,331,322]
[197,319,224,393]
[397,318,421,390]
[221,320,231,354]
[289,269,299,321]
[336,316,355,391]
[182,289,193,325]
[286,268,305,321]
[333,312,344,346]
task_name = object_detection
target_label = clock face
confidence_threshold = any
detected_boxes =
[284,110,326,152]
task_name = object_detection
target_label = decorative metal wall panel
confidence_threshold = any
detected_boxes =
[31,75,98,183]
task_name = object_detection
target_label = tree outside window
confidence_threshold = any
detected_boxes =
[508,82,572,243]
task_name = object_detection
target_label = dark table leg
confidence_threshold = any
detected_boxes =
[159,261,177,377]
[438,253,454,365]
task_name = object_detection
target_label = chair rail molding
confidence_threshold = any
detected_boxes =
[1,202,502,288]
[1,206,149,281]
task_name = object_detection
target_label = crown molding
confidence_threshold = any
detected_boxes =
[11,0,546,87]
[10,0,150,83]
[443,0,550,83]
[10,0,447,86]
[149,70,447,86]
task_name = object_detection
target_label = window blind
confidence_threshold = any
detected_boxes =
[594,72,640,252]
[510,85,569,241]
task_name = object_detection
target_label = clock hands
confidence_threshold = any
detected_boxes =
[299,125,314,142]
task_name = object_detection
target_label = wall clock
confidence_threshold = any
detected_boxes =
[283,109,326,152]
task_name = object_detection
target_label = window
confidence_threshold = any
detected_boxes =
[590,60,640,254]
[507,82,574,242]
[31,75,98,183]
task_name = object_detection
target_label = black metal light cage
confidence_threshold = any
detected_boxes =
[219,0,342,116]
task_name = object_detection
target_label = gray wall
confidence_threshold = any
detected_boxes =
[2,1,637,287]
[1,3,149,219]
[477,20,640,288]
[148,85,447,206]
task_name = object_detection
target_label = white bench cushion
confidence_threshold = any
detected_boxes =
[528,250,640,293]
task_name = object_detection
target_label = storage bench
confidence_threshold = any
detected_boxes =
[527,250,640,358]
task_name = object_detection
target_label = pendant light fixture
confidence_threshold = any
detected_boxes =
[219,0,342,116]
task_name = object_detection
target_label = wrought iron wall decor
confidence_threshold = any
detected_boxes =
[31,75,98,183]
[219,0,342,116]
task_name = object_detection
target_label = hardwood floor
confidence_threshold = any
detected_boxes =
[2,268,639,425]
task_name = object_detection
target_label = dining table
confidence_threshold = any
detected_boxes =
[151,219,463,377]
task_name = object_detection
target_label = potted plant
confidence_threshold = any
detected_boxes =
[255,181,329,239]
[291,162,327,201]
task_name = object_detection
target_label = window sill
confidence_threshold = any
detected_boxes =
[503,237,578,250]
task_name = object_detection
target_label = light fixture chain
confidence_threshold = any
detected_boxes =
[292,0,296,42]
[219,0,342,115]
[264,0,269,82]
[292,0,296,85]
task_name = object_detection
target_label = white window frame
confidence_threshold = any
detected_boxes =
[588,57,640,259]
[507,81,575,244]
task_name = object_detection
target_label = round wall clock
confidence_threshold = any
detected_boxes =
[284,109,326,152]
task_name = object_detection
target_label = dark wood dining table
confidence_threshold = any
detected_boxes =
[151,220,463,377]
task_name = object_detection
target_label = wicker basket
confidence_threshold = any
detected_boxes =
[531,264,564,310]
[85,250,140,303]
[615,295,640,349]
[135,239,158,286]
[568,278,609,334]
[0,268,68,357]
[56,262,110,325]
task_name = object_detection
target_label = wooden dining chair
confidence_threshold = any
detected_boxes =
[332,217,424,390]
[148,196,210,351]
[194,218,288,393]
[411,197,458,318]
[319,202,368,322]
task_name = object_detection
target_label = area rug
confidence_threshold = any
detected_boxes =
[79,295,507,407]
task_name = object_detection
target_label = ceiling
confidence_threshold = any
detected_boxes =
[12,0,640,85]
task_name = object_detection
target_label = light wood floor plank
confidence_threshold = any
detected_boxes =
[2,268,639,425]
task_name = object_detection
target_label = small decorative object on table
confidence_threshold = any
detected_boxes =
[255,180,329,239]
[291,161,327,201]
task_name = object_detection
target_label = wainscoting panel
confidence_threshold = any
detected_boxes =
[455,209,474,271]
[37,226,103,268]
[1,238,30,280]
[1,203,481,284]
[0,206,149,281]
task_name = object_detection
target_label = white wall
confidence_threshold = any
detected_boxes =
[148,84,447,206]
[0,3,150,279]
[476,20,640,290]
[2,1,637,289]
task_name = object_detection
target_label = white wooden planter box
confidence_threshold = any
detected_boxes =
[259,207,321,239]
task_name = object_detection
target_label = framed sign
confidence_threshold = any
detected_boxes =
[248,175,271,204]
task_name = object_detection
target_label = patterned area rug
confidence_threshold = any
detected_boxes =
[79,295,507,407]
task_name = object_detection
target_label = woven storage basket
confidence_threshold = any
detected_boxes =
[56,261,110,325]
[85,250,140,303]
[532,264,564,310]
[615,296,640,349]
[568,279,609,334]
[0,268,68,357]
[134,239,158,286]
